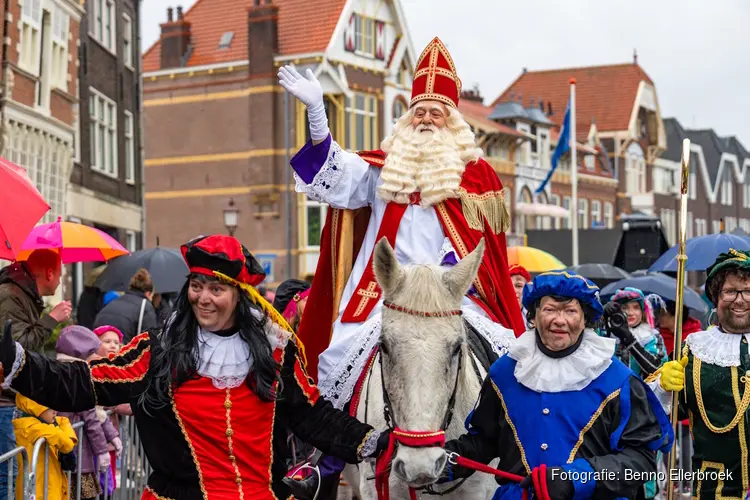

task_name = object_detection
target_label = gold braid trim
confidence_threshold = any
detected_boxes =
[457,188,510,234]
[693,356,750,433]
[213,271,307,367]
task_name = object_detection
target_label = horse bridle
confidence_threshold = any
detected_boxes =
[376,301,467,497]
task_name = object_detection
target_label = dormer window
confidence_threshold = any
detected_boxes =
[354,15,374,56]
[218,31,234,49]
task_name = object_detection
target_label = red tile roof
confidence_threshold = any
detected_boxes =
[458,99,529,139]
[493,63,654,135]
[143,0,347,73]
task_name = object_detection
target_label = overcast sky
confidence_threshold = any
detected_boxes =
[141,0,750,147]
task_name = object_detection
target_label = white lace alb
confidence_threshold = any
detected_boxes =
[318,308,515,409]
[510,329,616,393]
[686,326,750,367]
[293,141,344,203]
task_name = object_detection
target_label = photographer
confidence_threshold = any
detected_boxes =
[602,288,667,379]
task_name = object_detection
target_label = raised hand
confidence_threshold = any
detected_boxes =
[278,65,324,109]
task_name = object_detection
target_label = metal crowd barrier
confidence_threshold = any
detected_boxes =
[0,413,151,500]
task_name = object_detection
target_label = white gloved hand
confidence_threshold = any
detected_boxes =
[278,65,329,141]
[98,453,111,469]
[111,437,122,458]
[278,65,323,108]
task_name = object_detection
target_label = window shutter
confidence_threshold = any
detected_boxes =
[375,21,385,60]
[344,14,355,52]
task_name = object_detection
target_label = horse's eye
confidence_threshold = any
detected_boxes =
[452,344,462,358]
[380,341,389,355]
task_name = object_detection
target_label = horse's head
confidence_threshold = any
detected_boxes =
[373,237,485,487]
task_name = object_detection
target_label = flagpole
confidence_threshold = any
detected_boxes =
[570,78,578,266]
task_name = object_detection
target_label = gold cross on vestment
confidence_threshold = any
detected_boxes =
[353,281,381,318]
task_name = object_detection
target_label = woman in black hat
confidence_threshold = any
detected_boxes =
[0,235,388,500]
[273,279,311,332]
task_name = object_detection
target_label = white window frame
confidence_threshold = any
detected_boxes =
[687,212,694,239]
[90,0,116,52]
[346,92,377,151]
[19,0,42,75]
[604,202,614,229]
[578,199,588,229]
[125,230,137,252]
[591,200,602,226]
[122,13,133,69]
[689,172,697,200]
[712,219,721,234]
[50,6,68,90]
[353,14,375,57]
[89,87,118,178]
[562,196,571,229]
[304,200,327,249]
[124,110,134,183]
[625,143,646,194]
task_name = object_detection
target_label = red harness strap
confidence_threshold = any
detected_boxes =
[375,429,532,500]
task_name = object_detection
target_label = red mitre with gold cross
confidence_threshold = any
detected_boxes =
[410,37,462,109]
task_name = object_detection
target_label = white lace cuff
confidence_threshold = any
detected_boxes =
[358,430,381,459]
[293,141,345,203]
[647,375,673,414]
[1,343,26,390]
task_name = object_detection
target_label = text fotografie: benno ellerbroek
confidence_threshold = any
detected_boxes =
[626,469,733,482]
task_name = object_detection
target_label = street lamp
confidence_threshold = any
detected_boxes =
[223,198,239,237]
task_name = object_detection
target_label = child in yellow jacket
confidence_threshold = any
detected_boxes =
[12,394,78,500]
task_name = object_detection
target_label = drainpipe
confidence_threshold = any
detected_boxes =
[0,0,12,153]
[137,0,146,247]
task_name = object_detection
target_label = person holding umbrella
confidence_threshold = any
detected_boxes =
[654,249,750,499]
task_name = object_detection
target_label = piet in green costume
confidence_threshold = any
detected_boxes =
[652,249,750,499]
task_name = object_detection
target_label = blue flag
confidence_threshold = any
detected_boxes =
[536,102,571,194]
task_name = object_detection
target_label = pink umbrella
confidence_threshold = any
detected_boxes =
[17,217,130,264]
[0,157,50,261]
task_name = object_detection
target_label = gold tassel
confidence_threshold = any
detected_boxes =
[458,188,511,234]
[213,271,308,367]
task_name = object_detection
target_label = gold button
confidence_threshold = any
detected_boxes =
[224,400,232,409]
[229,455,236,462]
[235,477,242,484]
[226,429,234,437]
[542,408,550,415]
[541,443,548,451]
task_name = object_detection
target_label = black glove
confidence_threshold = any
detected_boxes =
[520,466,574,500]
[58,450,77,472]
[1,321,15,380]
[602,303,632,343]
[374,429,392,456]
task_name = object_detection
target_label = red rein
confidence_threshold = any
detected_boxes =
[375,428,531,500]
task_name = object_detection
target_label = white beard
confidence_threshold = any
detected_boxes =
[378,124,467,207]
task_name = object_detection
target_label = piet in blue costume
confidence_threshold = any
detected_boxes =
[443,271,674,500]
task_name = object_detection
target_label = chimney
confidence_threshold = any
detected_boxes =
[460,88,483,103]
[633,48,638,65]
[529,97,535,108]
[538,97,544,111]
[547,102,553,115]
[248,0,279,77]
[159,6,192,69]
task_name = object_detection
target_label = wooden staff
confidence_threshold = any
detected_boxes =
[666,138,691,500]
[332,209,354,323]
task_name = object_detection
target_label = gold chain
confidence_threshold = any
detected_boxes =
[694,356,750,433]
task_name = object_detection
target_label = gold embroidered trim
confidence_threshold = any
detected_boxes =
[693,357,750,433]
[410,93,457,109]
[115,333,150,358]
[435,203,486,300]
[694,461,742,500]
[730,367,749,489]
[224,389,244,499]
[145,486,175,500]
[457,188,510,234]
[492,381,530,474]
[170,386,208,499]
[357,429,375,458]
[567,389,621,463]
[91,347,151,384]
[267,378,280,499]
[293,355,318,406]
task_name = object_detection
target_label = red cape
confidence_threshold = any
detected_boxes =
[297,150,526,381]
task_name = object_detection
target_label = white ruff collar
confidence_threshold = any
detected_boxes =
[686,326,750,367]
[509,329,616,393]
[631,323,656,346]
[195,311,291,389]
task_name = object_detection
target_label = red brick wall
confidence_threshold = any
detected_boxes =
[12,70,36,107]
[50,90,73,124]
[67,19,79,96]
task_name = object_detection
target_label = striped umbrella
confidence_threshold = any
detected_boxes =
[17,217,130,263]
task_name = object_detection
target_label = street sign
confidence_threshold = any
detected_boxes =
[255,254,276,283]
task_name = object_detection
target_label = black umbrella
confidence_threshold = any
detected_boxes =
[600,274,708,315]
[94,247,189,294]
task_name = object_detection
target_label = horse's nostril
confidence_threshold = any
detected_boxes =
[393,458,407,480]
[433,454,447,478]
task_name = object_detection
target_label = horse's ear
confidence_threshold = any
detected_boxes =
[373,237,402,296]
[444,238,485,301]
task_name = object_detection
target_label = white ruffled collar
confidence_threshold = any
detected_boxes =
[510,329,616,393]
[686,326,750,367]
[631,322,656,346]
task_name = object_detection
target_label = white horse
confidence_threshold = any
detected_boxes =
[344,238,499,500]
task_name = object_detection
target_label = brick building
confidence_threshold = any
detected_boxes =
[495,59,667,233]
[69,0,144,253]
[0,0,82,225]
[142,0,417,283]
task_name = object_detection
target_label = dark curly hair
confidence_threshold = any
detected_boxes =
[706,267,750,306]
[525,294,601,329]
[139,274,281,413]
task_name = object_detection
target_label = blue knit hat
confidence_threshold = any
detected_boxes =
[522,271,604,321]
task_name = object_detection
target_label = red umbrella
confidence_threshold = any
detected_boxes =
[0,157,50,261]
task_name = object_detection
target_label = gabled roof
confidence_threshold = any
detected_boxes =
[457,99,530,139]
[143,0,347,73]
[493,63,654,135]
